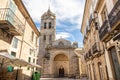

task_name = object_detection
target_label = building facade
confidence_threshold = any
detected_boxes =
[38,9,80,78]
[81,0,120,80]
[0,0,40,80]
[74,48,87,77]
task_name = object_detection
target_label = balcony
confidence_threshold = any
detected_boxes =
[92,42,100,54]
[0,8,24,35]
[84,52,89,61]
[99,1,120,42]
[99,20,112,42]
[84,49,93,61]
[108,0,120,30]
[88,49,93,58]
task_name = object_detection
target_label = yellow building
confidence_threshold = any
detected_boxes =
[81,0,120,80]
[0,0,40,80]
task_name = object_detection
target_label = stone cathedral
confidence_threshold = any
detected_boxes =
[38,9,79,78]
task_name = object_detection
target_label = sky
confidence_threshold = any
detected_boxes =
[22,0,85,47]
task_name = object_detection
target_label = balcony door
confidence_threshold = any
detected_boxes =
[109,47,120,80]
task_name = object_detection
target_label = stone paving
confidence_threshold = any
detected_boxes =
[40,77,88,80]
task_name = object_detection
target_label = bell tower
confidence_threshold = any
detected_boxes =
[38,9,56,67]
[40,9,56,47]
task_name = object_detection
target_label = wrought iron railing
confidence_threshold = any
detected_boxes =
[99,20,110,41]
[108,1,120,29]
[92,42,100,53]
[88,49,92,58]
[0,8,24,35]
[84,48,93,61]
[99,1,120,42]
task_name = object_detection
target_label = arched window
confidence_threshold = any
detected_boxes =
[49,22,51,29]
[44,22,47,29]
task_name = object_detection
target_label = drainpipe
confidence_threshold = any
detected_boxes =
[16,17,27,80]
[19,17,27,59]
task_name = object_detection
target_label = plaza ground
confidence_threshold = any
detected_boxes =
[40,77,88,80]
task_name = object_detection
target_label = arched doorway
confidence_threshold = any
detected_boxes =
[53,54,69,78]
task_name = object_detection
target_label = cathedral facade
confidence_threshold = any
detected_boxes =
[38,9,79,78]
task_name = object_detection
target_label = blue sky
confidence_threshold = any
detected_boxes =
[22,0,85,47]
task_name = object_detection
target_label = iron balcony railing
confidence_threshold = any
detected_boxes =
[84,48,93,61]
[92,42,100,53]
[99,20,111,41]
[0,8,24,35]
[85,52,89,61]
[108,0,120,30]
[88,49,93,59]
[99,1,120,42]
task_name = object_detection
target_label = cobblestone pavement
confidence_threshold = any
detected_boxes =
[40,77,88,80]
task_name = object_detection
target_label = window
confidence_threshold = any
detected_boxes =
[49,35,52,41]
[33,59,35,63]
[34,53,36,57]
[28,57,31,70]
[12,37,18,48]
[37,59,38,64]
[44,22,47,29]
[29,49,33,55]
[43,35,46,41]
[31,31,34,42]
[11,51,16,57]
[28,57,31,63]
[101,6,108,23]
[36,37,38,45]
[49,22,51,29]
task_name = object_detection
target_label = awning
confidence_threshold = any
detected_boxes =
[29,63,42,68]
[13,59,42,68]
[12,59,31,67]
[0,52,17,66]
[0,51,42,68]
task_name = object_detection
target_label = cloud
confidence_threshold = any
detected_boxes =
[22,0,85,47]
[56,32,71,40]
[22,0,85,28]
